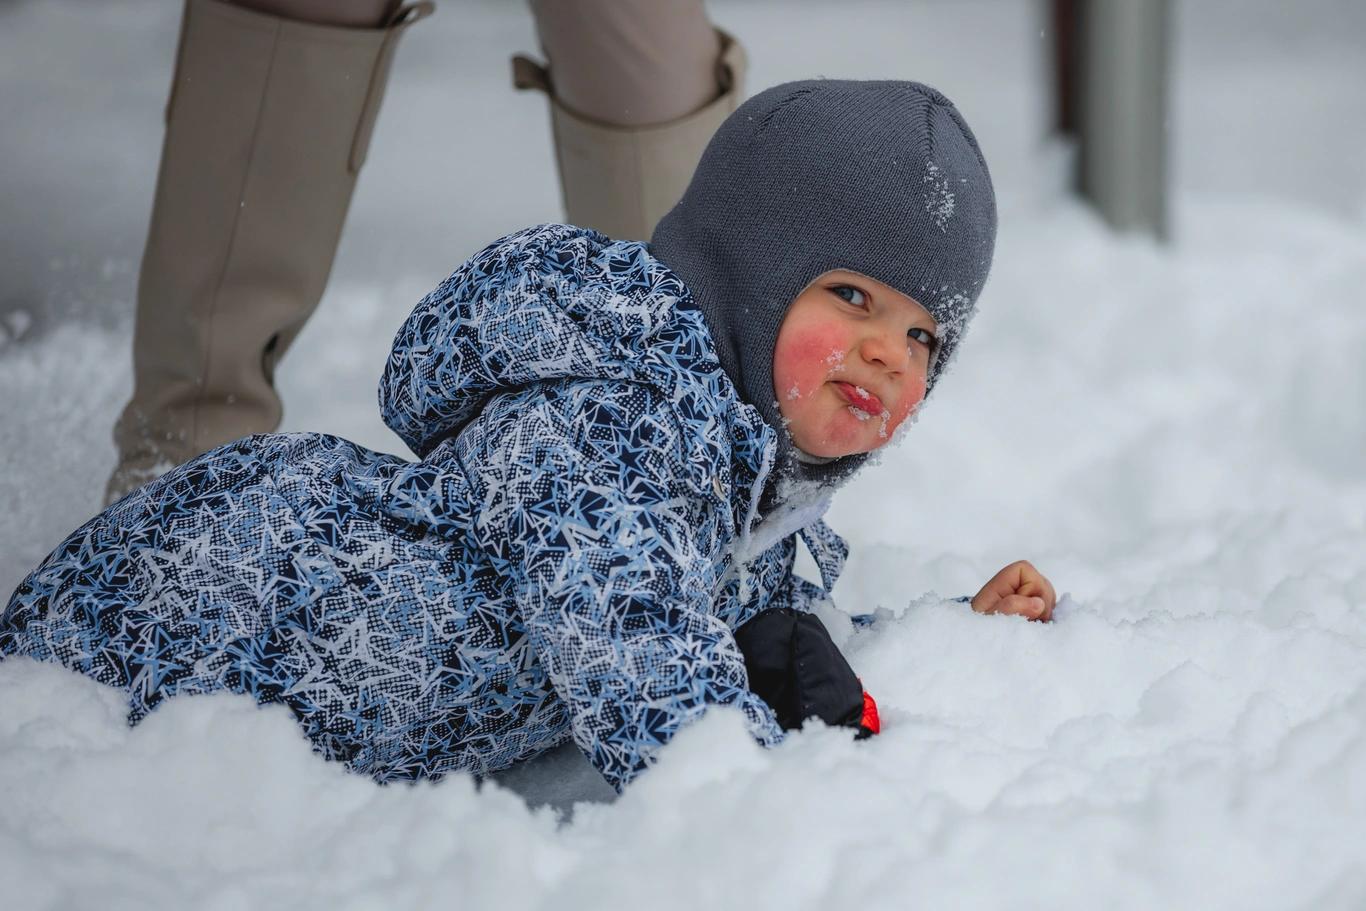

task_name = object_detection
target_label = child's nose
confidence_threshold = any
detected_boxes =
[859,326,912,373]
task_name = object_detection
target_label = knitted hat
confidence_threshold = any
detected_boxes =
[649,79,996,496]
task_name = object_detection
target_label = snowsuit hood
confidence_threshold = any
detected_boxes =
[378,224,840,557]
[379,226,774,525]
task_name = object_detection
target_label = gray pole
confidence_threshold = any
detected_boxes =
[1077,0,1171,239]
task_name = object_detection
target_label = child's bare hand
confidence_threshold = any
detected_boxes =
[971,560,1057,622]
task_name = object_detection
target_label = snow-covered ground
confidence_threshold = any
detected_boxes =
[3,1,1366,908]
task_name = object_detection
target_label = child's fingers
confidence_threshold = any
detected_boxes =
[1012,561,1058,614]
[996,594,1047,620]
[981,562,1028,602]
[1027,568,1057,612]
[972,562,1057,621]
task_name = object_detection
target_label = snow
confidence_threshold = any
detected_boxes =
[923,161,957,228]
[3,0,1366,908]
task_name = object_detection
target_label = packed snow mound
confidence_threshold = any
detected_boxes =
[3,579,1366,909]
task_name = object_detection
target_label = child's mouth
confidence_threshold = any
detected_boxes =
[832,381,884,414]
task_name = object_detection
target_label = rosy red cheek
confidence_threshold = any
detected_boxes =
[905,375,927,412]
[775,326,847,391]
[787,328,844,362]
[885,376,927,431]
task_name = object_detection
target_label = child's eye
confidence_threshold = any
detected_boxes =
[831,285,867,307]
[908,327,937,348]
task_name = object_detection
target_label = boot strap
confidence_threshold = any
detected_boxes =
[511,28,746,113]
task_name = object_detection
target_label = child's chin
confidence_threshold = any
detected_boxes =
[798,429,871,459]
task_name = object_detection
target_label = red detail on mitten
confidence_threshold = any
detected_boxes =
[860,690,881,736]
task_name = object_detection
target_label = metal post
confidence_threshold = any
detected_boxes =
[1076,0,1171,239]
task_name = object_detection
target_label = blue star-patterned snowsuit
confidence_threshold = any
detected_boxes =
[1,224,853,791]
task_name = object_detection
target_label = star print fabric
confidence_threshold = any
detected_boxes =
[1,224,849,791]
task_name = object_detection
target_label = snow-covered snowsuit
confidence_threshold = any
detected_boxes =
[1,223,853,791]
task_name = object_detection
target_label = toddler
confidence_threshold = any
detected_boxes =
[2,80,1054,791]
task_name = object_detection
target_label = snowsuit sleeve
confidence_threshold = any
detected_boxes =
[474,381,785,791]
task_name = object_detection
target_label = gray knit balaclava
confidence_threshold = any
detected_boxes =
[649,79,997,500]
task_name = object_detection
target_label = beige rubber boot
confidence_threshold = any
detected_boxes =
[107,0,432,504]
[511,30,747,242]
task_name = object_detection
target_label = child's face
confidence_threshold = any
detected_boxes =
[773,269,937,458]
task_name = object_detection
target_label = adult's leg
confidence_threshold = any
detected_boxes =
[107,0,431,504]
[515,0,747,240]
